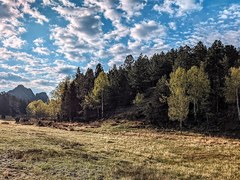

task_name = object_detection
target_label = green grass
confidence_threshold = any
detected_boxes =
[0,120,240,179]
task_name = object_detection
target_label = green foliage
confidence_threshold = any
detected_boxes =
[156,76,169,103]
[168,68,189,127]
[48,99,60,117]
[187,65,210,101]
[92,72,110,118]
[224,67,240,121]
[224,67,240,103]
[168,93,189,122]
[187,65,210,122]
[173,45,193,70]
[133,93,144,106]
[129,54,151,93]
[95,63,104,78]
[108,66,132,108]
[168,67,188,96]
[149,53,172,86]
[49,40,240,128]
[0,92,27,116]
[93,72,110,99]
[27,100,48,117]
[205,40,226,113]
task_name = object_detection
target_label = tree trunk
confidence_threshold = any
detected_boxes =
[101,90,104,119]
[180,120,182,134]
[205,109,209,133]
[193,99,197,125]
[236,88,240,121]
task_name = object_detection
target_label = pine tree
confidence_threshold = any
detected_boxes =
[174,45,193,70]
[60,78,71,120]
[95,63,104,78]
[129,54,150,93]
[225,45,239,68]
[192,41,207,66]
[68,81,79,120]
[149,52,172,86]
[205,40,225,113]
[124,55,134,70]
[108,66,132,108]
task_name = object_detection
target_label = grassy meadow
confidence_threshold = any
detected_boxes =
[0,119,240,180]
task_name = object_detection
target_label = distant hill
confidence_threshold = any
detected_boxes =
[36,92,49,103]
[8,85,49,103]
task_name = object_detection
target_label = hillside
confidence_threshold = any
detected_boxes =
[7,85,49,103]
[0,120,239,179]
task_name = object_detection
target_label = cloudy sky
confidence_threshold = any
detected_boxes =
[0,0,239,94]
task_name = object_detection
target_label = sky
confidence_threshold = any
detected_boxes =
[0,0,239,94]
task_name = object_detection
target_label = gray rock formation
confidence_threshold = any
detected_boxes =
[8,85,49,103]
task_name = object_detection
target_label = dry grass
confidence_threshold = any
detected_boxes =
[0,119,240,179]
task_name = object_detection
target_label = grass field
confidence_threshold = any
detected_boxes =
[0,119,240,180]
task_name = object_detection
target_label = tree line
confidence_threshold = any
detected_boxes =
[26,40,240,131]
[0,92,27,118]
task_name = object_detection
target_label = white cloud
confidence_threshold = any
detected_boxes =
[33,38,45,46]
[0,0,49,25]
[0,72,29,82]
[0,64,22,72]
[153,0,203,17]
[104,23,129,41]
[32,47,51,55]
[0,0,48,51]
[20,1,49,24]
[83,59,100,72]
[130,20,166,41]
[0,47,47,65]
[83,0,129,41]
[84,0,120,23]
[50,5,105,61]
[168,22,177,30]
[2,36,26,49]
[119,0,147,18]
[0,47,13,60]
[59,0,75,7]
[183,4,240,47]
[219,4,240,20]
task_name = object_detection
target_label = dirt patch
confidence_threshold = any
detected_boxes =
[1,122,9,125]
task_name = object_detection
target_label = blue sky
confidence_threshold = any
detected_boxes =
[0,0,239,94]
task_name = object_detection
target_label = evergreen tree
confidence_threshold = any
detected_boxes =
[192,41,207,66]
[149,52,172,86]
[68,81,79,120]
[145,76,170,126]
[84,68,95,93]
[60,78,71,120]
[95,63,104,78]
[108,66,132,108]
[129,54,150,93]
[205,40,225,113]
[123,55,134,70]
[174,45,193,70]
[224,45,239,68]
